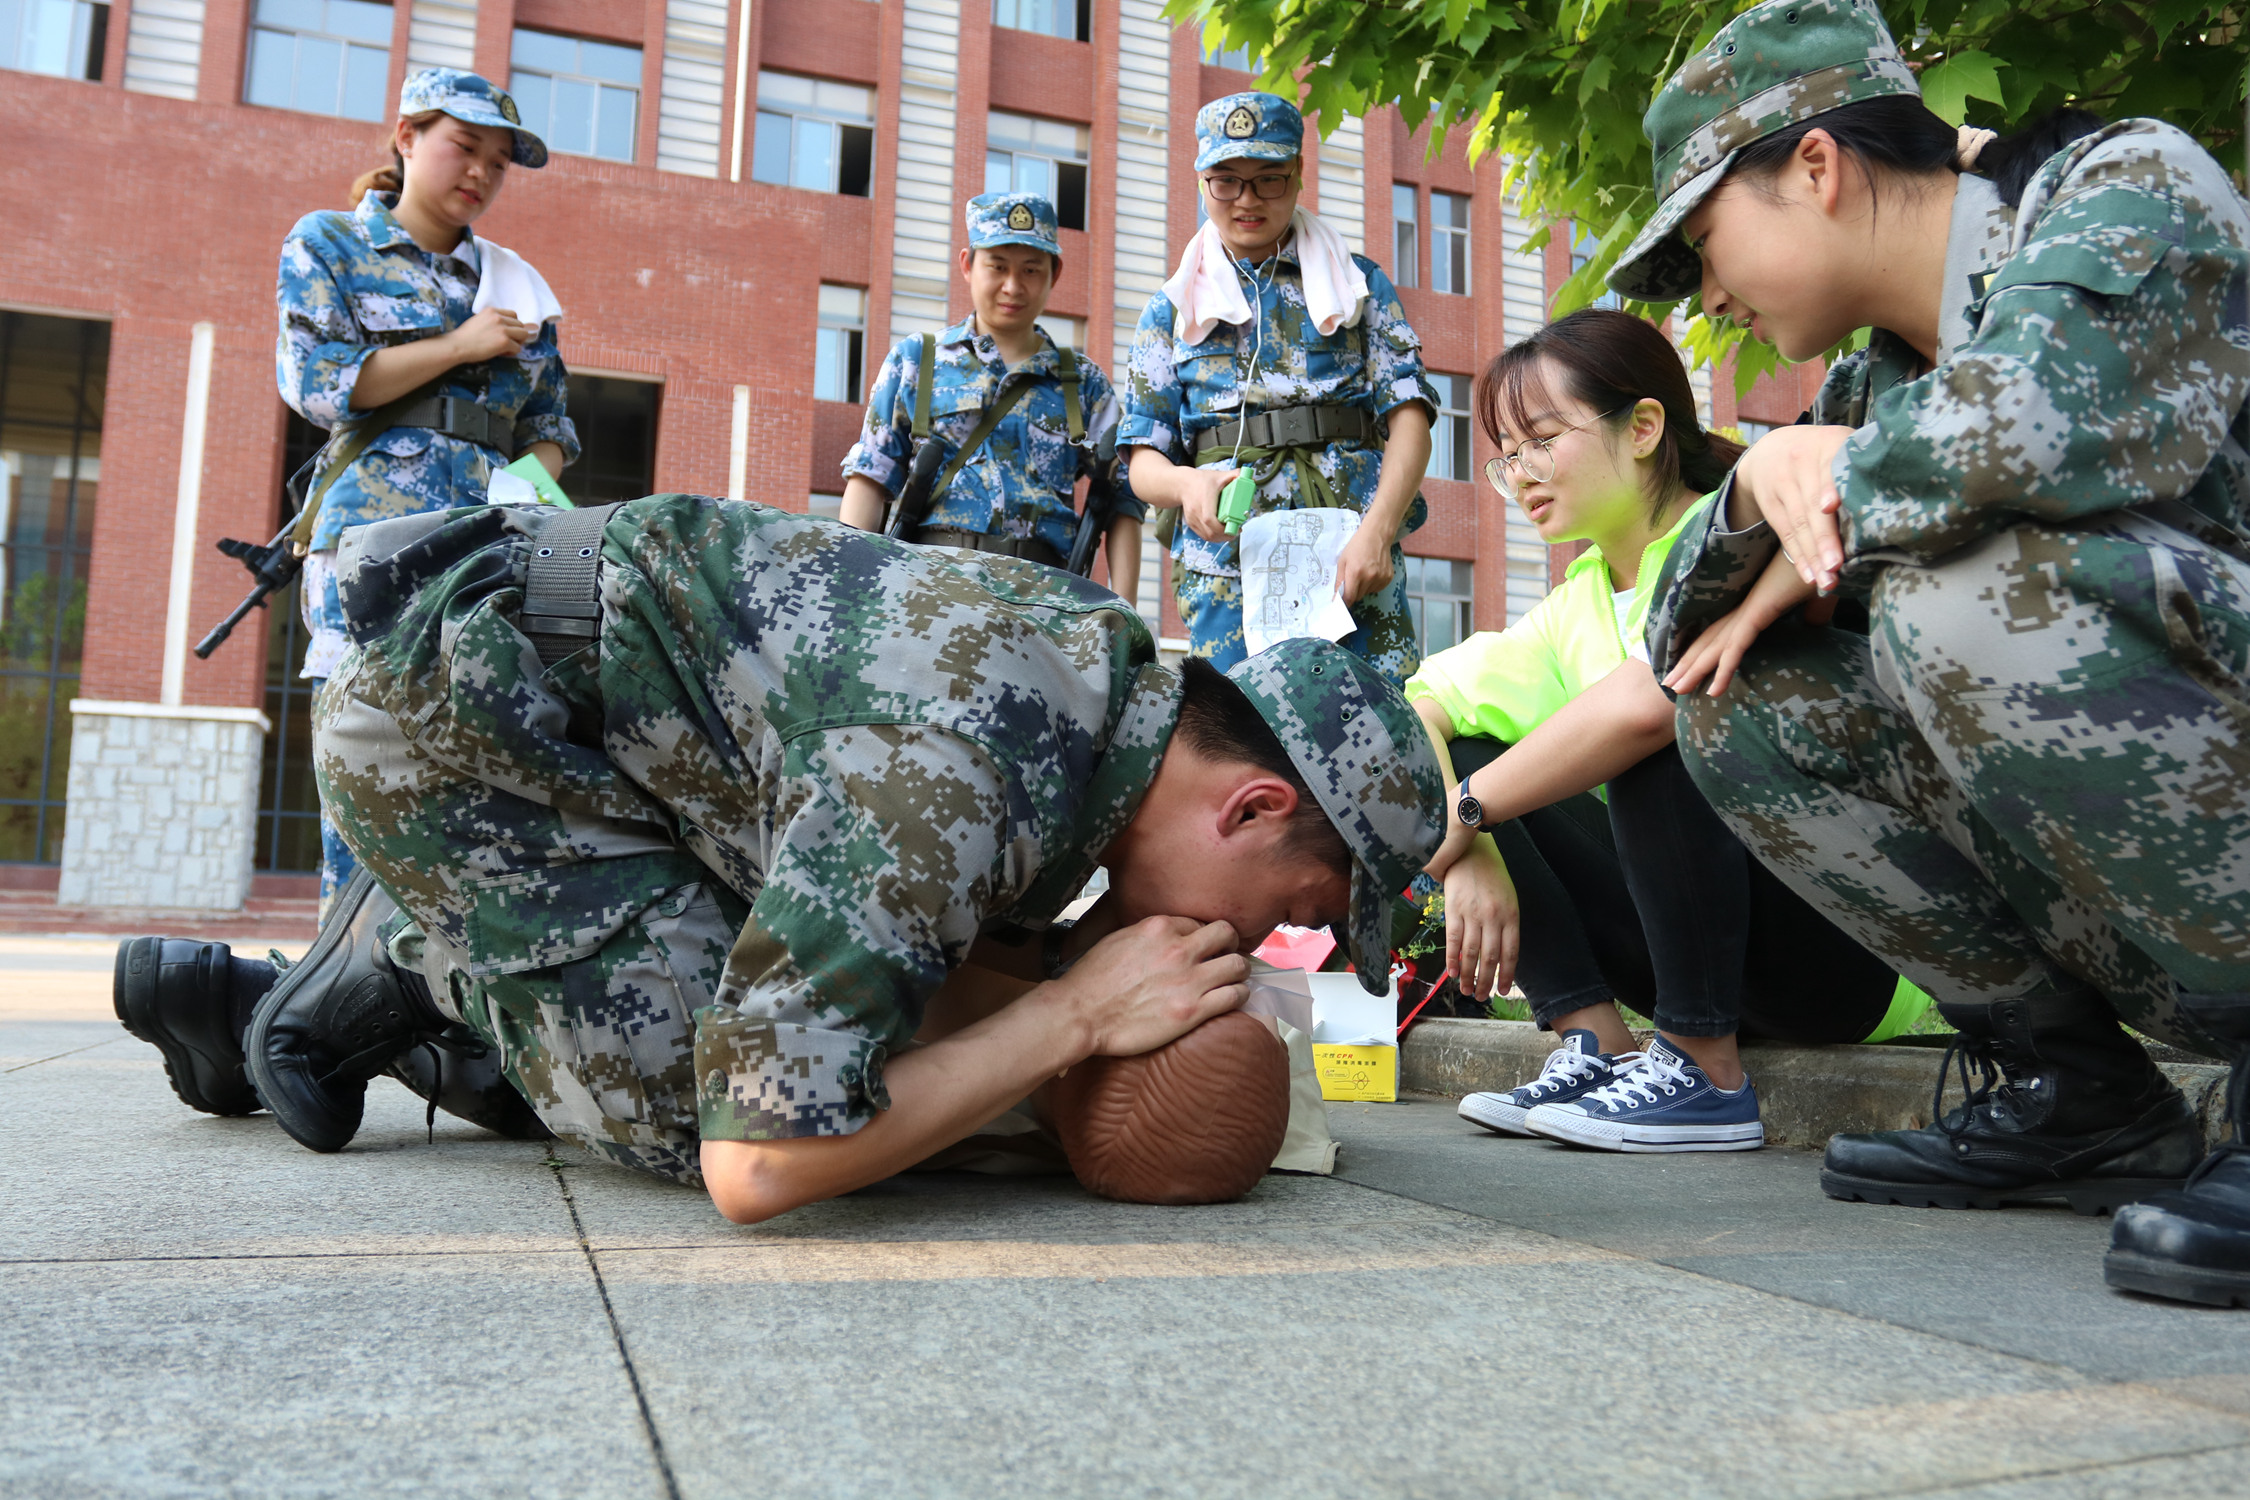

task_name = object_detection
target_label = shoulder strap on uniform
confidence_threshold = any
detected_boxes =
[912,333,937,441]
[1057,345,1083,445]
[928,378,1037,508]
[521,502,623,668]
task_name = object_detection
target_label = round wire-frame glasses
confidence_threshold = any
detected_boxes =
[1482,408,1626,499]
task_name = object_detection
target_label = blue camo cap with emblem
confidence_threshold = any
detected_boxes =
[400,68,549,169]
[966,192,1061,257]
[1194,90,1303,172]
[1228,638,1445,994]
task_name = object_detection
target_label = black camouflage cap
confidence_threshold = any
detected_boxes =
[1229,639,1445,994]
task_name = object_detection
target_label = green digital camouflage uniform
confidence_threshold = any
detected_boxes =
[314,496,1441,1185]
[1638,119,2250,1053]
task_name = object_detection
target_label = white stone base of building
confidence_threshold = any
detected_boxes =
[57,700,271,911]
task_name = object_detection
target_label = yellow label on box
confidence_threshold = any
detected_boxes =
[1313,1043,1397,1102]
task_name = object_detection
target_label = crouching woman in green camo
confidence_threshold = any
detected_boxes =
[1610,0,2250,1305]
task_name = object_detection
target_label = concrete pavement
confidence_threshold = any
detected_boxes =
[5,936,2247,1499]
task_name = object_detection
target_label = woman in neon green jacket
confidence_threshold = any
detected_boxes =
[1410,309,1926,1153]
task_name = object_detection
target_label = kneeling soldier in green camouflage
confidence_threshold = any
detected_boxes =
[113,495,1441,1223]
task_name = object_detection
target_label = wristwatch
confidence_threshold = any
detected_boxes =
[1456,787,1487,832]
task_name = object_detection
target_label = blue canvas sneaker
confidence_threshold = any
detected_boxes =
[1458,1030,1640,1137]
[1524,1036,1764,1152]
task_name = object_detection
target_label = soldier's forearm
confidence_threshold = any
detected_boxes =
[1104,516,1142,600]
[839,475,891,531]
[1365,404,1432,542]
[700,985,1094,1225]
[351,334,465,411]
[1125,446,1189,508]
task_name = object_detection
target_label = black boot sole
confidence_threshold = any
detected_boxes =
[2104,1249,2250,1307]
[113,937,262,1117]
[1820,1168,2184,1215]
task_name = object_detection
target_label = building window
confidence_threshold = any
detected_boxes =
[815,286,866,404]
[1571,224,1623,310]
[0,313,106,865]
[1737,419,1778,444]
[1427,372,1471,483]
[986,111,1089,232]
[1391,183,1418,289]
[244,0,392,122]
[994,0,1085,42]
[1199,38,1255,70]
[561,374,660,505]
[1035,315,1083,351]
[3,0,108,80]
[752,72,874,197]
[1404,556,1474,659]
[510,30,641,163]
[1431,190,1470,295]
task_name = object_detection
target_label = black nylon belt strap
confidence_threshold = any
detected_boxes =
[910,527,1065,569]
[390,394,514,454]
[1194,403,1375,457]
[520,502,622,668]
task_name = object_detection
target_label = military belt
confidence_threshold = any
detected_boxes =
[520,502,622,668]
[393,394,513,455]
[1194,404,1374,458]
[912,526,1066,570]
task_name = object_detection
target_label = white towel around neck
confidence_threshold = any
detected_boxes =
[468,237,565,326]
[1162,207,1368,346]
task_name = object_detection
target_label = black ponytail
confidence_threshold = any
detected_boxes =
[1730,94,2107,213]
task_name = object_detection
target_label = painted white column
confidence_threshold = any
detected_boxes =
[728,384,751,501]
[728,0,754,182]
[1499,190,1554,627]
[161,322,214,709]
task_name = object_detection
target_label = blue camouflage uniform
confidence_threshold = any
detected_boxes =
[275,67,574,910]
[1118,91,1437,683]
[842,192,1142,566]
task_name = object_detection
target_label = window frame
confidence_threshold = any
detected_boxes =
[1391,182,1419,290]
[242,0,393,122]
[752,71,876,197]
[1402,555,1475,659]
[814,285,867,404]
[993,0,1087,43]
[1426,371,1472,484]
[2,0,109,81]
[1430,189,1471,296]
[508,28,643,164]
[985,111,1091,233]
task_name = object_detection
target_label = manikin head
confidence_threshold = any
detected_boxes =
[1477,309,1745,549]
[1103,646,1444,994]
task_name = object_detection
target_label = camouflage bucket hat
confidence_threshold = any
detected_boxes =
[400,68,549,168]
[1607,0,1918,303]
[1229,639,1445,994]
[966,191,1061,257]
[1194,91,1303,171]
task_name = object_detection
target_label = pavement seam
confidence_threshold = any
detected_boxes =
[1323,1171,2149,1390]
[0,1247,589,1266]
[1841,1436,2250,1498]
[549,1154,685,1500]
[2,1036,124,1073]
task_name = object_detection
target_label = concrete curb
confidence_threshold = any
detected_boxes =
[1399,1018,2234,1151]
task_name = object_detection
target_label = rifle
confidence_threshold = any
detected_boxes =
[883,438,950,542]
[1065,427,1122,578]
[195,450,320,659]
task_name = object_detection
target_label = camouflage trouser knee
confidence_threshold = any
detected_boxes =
[1176,544,1422,685]
[318,685,742,1187]
[1677,512,2250,1056]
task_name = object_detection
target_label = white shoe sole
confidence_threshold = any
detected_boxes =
[1458,1092,1536,1136]
[1524,1106,1764,1153]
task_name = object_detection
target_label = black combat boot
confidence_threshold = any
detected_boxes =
[246,868,459,1153]
[2107,992,2250,1307]
[386,1043,552,1142]
[1822,992,2203,1213]
[113,937,278,1116]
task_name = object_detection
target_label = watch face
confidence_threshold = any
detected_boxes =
[1456,791,1483,830]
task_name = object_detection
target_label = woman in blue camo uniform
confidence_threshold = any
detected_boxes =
[1609,0,2250,1304]
[1120,91,1436,684]
[278,68,577,913]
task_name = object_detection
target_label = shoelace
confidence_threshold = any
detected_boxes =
[1933,1032,2038,1137]
[1522,1046,1612,1098]
[1579,1047,1692,1111]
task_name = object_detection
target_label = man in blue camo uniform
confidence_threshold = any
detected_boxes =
[1614,0,2250,1305]
[1119,91,1438,684]
[278,67,578,907]
[109,496,1444,1227]
[841,192,1144,590]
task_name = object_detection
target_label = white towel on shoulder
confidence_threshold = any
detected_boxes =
[469,237,565,326]
[1163,207,1368,345]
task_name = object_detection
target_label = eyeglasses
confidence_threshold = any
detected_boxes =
[1483,409,1624,499]
[1202,172,1294,202]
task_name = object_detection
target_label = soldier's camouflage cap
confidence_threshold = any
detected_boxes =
[966,192,1061,257]
[1608,0,1919,303]
[1195,91,1303,172]
[400,68,549,169]
[1228,638,1445,994]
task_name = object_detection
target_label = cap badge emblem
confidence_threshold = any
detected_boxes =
[496,92,520,125]
[1223,104,1257,139]
[1006,203,1034,231]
